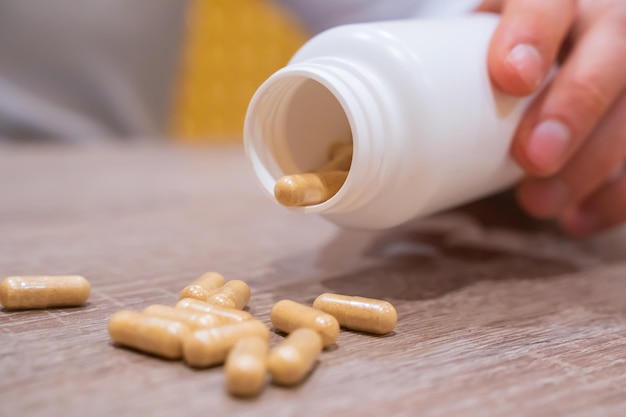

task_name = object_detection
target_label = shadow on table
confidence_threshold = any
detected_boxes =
[316,191,579,302]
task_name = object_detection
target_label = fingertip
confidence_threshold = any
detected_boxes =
[516,181,546,218]
[559,208,598,238]
[486,0,576,97]
[475,0,500,13]
[488,29,545,96]
[505,43,544,92]
[488,44,538,96]
[516,178,568,219]
[523,119,572,175]
[510,87,576,179]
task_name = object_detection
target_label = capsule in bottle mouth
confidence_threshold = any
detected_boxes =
[245,71,359,212]
[274,140,352,207]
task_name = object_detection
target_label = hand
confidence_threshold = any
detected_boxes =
[477,0,626,237]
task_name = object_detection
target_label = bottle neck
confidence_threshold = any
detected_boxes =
[244,57,389,214]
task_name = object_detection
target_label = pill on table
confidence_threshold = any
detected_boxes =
[143,304,226,330]
[108,310,191,359]
[268,328,322,386]
[318,144,353,172]
[270,300,339,348]
[179,272,225,301]
[176,298,253,323]
[0,275,91,310]
[274,171,348,207]
[225,336,269,397]
[312,293,397,334]
[183,320,269,367]
[205,280,250,310]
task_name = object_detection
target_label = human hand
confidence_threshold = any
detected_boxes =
[477,0,626,237]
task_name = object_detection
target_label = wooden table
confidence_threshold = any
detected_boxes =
[2,145,625,417]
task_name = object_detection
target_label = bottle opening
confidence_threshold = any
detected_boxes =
[245,69,357,212]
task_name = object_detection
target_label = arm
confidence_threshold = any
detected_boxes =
[273,0,481,33]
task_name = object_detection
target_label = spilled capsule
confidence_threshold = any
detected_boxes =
[270,300,339,348]
[179,272,225,301]
[205,280,250,310]
[183,320,269,368]
[108,310,190,359]
[225,336,269,397]
[143,304,225,330]
[176,298,253,323]
[0,275,91,310]
[268,328,322,386]
[313,293,397,334]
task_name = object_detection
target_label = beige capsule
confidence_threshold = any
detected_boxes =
[204,280,250,310]
[327,141,353,160]
[176,298,253,323]
[268,328,322,386]
[225,336,269,397]
[312,293,397,335]
[183,320,269,368]
[108,310,191,359]
[0,275,91,310]
[318,143,353,172]
[270,300,339,348]
[274,171,348,207]
[143,304,226,330]
[178,272,225,301]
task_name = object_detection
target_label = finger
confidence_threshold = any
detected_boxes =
[560,168,626,238]
[475,0,502,13]
[512,15,626,177]
[517,90,626,218]
[486,0,576,96]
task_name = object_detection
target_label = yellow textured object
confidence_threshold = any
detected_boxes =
[172,0,309,142]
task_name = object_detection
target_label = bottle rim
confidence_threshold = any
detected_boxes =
[244,58,387,214]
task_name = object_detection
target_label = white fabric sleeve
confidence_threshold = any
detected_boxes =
[0,0,187,142]
[274,0,483,33]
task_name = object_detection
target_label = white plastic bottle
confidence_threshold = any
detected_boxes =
[244,13,539,230]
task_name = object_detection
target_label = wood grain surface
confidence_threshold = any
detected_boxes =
[1,145,625,417]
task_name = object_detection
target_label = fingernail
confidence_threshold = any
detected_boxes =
[525,179,569,217]
[526,120,571,173]
[506,43,544,90]
[561,209,598,237]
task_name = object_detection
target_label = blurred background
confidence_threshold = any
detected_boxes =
[0,0,485,144]
[0,0,309,143]
[173,0,308,142]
